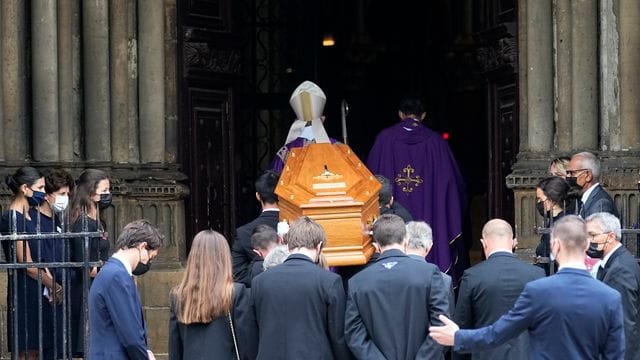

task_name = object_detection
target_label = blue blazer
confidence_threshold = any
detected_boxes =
[454,268,625,360]
[580,184,619,219]
[89,258,148,359]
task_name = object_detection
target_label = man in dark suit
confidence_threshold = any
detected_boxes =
[429,215,625,360]
[248,224,280,281]
[453,219,544,360]
[566,151,619,218]
[345,214,448,360]
[89,220,163,360]
[587,212,640,360]
[251,216,351,359]
[232,170,280,286]
[405,220,454,314]
[376,175,413,223]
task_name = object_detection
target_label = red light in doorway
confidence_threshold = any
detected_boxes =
[442,132,450,140]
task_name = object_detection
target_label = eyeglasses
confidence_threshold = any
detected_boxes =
[566,169,590,177]
[588,232,608,241]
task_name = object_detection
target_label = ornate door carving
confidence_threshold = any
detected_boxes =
[179,0,240,244]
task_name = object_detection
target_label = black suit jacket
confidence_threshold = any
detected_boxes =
[580,184,619,219]
[345,249,448,360]
[600,245,640,360]
[231,210,279,287]
[251,254,352,360]
[169,283,258,360]
[454,252,545,360]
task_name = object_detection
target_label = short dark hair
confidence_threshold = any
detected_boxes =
[372,214,406,247]
[116,219,163,250]
[44,169,75,194]
[287,216,326,250]
[375,175,392,207]
[5,167,43,194]
[399,97,425,117]
[251,224,278,250]
[255,170,279,204]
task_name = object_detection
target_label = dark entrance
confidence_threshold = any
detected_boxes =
[178,0,518,254]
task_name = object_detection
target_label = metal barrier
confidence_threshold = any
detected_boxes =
[0,209,103,360]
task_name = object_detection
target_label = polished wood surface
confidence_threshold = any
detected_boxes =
[276,143,380,266]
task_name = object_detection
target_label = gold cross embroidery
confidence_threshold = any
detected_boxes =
[395,165,423,193]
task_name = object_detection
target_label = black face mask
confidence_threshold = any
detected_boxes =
[566,177,578,188]
[586,243,604,259]
[132,248,151,276]
[535,202,546,217]
[98,193,112,209]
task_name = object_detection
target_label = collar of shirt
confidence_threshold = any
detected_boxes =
[487,249,513,258]
[262,208,279,213]
[600,243,623,268]
[558,261,587,271]
[581,183,600,205]
[112,252,133,276]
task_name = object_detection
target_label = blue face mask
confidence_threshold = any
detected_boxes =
[27,190,46,207]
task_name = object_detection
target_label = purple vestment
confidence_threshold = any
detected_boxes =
[366,118,468,284]
[271,136,338,174]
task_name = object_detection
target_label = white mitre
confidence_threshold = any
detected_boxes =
[284,81,330,144]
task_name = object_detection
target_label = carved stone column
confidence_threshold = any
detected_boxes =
[138,0,165,163]
[32,0,59,162]
[1,1,27,161]
[521,0,554,152]
[619,0,640,150]
[83,0,111,161]
[58,0,82,162]
[110,0,139,163]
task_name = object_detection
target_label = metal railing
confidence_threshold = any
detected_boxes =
[0,209,102,360]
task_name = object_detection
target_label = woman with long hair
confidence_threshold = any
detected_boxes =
[1,167,58,359]
[169,230,257,360]
[68,168,111,357]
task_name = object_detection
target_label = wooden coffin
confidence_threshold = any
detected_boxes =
[275,143,380,266]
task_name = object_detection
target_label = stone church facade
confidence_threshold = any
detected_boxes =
[0,0,639,358]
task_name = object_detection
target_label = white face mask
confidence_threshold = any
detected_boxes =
[53,195,69,212]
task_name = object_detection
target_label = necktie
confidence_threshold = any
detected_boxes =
[597,265,605,280]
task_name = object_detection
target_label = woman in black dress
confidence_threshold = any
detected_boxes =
[68,168,111,357]
[1,167,61,360]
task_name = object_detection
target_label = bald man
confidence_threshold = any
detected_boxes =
[452,219,544,360]
[432,216,624,360]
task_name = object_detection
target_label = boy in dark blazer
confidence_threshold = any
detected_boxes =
[251,216,351,360]
[89,220,162,360]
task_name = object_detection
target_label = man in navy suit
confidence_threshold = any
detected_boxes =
[453,219,544,360]
[587,212,640,360]
[232,170,280,286]
[89,220,162,360]
[251,216,351,359]
[345,214,448,360]
[429,215,625,360]
[566,151,619,218]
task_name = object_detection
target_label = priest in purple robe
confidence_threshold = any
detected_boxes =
[271,81,337,173]
[366,98,468,284]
